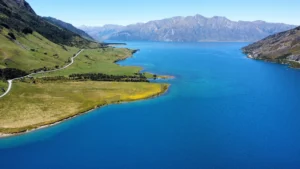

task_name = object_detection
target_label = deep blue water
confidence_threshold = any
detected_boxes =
[1,42,300,169]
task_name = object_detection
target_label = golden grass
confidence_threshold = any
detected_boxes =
[0,81,169,134]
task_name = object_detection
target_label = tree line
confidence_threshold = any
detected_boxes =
[69,73,149,82]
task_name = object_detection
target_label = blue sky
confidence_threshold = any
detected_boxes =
[27,0,300,26]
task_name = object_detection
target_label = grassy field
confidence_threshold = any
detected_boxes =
[0,80,8,95]
[33,48,155,78]
[0,28,80,72]
[0,81,169,134]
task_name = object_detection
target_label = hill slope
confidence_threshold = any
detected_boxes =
[0,0,102,75]
[243,26,300,68]
[44,17,94,41]
[81,14,296,42]
[0,0,95,47]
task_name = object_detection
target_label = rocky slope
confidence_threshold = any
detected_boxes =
[81,14,296,42]
[243,26,300,68]
[44,17,94,41]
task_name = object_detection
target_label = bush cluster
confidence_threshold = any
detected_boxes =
[69,73,149,82]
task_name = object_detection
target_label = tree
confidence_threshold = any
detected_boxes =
[8,32,16,40]
[22,28,33,34]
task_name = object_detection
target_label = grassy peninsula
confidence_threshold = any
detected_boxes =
[0,31,170,136]
[0,81,168,134]
[0,44,170,135]
[0,37,170,135]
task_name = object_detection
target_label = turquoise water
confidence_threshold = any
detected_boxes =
[1,42,300,169]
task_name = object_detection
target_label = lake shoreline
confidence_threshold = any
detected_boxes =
[0,83,170,138]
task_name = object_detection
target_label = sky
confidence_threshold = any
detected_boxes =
[27,0,300,27]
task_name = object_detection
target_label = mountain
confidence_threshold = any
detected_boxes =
[243,26,300,68]
[81,15,296,42]
[0,0,100,75]
[44,17,94,41]
[0,0,95,47]
[79,25,124,42]
[1,0,35,14]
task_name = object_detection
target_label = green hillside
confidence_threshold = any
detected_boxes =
[0,0,102,76]
[0,27,80,72]
[0,0,99,47]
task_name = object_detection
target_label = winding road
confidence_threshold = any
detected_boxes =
[0,49,84,99]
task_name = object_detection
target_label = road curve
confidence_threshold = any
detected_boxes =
[0,80,12,99]
[0,49,84,99]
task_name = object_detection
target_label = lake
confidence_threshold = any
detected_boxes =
[1,42,300,169]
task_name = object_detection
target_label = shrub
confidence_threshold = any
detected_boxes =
[61,45,68,51]
[22,27,33,34]
[0,23,9,29]
[8,32,16,40]
[0,68,28,80]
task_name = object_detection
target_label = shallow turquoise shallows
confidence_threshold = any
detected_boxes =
[1,42,300,169]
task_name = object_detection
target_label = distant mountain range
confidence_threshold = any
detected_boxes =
[44,17,94,41]
[79,25,124,42]
[80,15,296,42]
[243,26,300,68]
